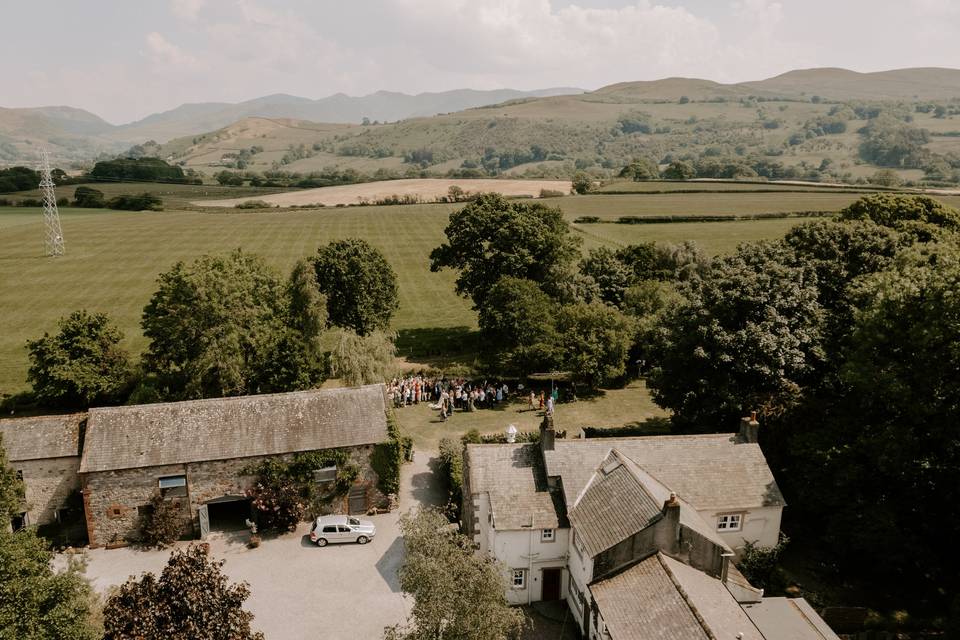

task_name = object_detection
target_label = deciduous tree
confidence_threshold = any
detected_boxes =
[26,310,130,408]
[102,545,264,640]
[327,329,397,386]
[313,239,399,335]
[429,193,580,309]
[385,508,525,640]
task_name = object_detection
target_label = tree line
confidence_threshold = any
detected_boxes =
[21,239,399,409]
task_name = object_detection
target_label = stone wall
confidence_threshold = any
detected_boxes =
[16,456,81,526]
[82,444,386,548]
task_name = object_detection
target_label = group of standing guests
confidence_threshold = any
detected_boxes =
[386,374,559,421]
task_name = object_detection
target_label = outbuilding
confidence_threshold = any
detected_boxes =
[79,384,391,548]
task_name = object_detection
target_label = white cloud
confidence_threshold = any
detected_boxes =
[145,32,202,71]
[170,0,206,22]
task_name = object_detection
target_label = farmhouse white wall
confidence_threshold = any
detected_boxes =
[704,505,782,554]
[489,528,569,605]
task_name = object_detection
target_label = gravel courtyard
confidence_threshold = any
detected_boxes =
[74,451,444,640]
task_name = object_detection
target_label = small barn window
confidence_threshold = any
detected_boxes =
[158,475,187,498]
[313,466,337,483]
[541,528,555,542]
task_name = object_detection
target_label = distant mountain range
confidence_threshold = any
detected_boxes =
[3,67,960,165]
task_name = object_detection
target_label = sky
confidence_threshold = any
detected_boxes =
[1,0,958,124]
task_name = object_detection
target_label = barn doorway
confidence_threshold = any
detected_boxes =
[205,496,252,533]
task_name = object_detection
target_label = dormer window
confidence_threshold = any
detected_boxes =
[716,513,743,532]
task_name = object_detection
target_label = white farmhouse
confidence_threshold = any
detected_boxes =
[463,414,839,639]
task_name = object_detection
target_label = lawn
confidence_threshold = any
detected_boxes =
[391,381,668,449]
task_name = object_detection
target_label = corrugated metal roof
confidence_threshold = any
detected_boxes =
[591,553,766,640]
[466,443,560,530]
[546,434,785,512]
[0,413,84,461]
[79,385,388,473]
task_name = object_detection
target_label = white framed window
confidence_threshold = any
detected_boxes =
[511,569,526,589]
[716,513,743,532]
[541,528,555,542]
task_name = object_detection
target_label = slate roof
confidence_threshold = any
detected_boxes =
[545,435,785,512]
[590,553,765,640]
[568,450,663,557]
[465,443,560,530]
[79,385,388,473]
[568,448,733,557]
[0,413,84,461]
[743,598,841,640]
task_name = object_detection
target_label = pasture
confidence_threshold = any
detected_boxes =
[2,184,957,394]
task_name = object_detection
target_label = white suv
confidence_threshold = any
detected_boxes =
[309,515,377,547]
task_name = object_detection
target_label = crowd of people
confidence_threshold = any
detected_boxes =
[386,375,558,420]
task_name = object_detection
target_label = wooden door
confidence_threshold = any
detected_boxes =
[541,567,562,601]
[198,504,209,540]
[348,485,368,515]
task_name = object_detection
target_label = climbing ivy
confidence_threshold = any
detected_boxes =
[371,411,411,496]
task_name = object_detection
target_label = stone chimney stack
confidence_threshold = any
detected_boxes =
[738,411,760,444]
[654,492,681,553]
[539,415,556,452]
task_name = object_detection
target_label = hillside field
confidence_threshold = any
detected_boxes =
[0,187,869,394]
[197,178,572,207]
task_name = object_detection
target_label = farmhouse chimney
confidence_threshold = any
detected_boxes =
[654,492,681,553]
[540,415,556,452]
[738,411,760,444]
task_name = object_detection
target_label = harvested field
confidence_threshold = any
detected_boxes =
[196,178,572,207]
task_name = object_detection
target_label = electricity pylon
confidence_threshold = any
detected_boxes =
[39,149,65,257]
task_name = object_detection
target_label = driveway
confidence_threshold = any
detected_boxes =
[73,450,444,640]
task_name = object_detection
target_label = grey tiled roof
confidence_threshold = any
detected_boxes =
[569,448,734,558]
[545,435,785,512]
[465,443,560,530]
[0,413,84,461]
[743,597,841,640]
[591,553,765,640]
[79,385,388,473]
[568,450,663,557]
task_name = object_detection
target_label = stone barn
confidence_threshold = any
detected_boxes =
[0,413,86,541]
[79,384,391,548]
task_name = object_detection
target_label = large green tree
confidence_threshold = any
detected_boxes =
[313,238,399,335]
[142,250,323,400]
[554,302,634,388]
[429,194,581,309]
[838,193,960,232]
[476,277,560,375]
[579,247,633,307]
[385,508,524,640]
[26,310,130,408]
[102,545,264,640]
[0,435,24,525]
[648,242,825,429]
[327,329,398,386]
[0,528,98,640]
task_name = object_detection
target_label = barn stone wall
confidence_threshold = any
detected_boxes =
[15,456,81,526]
[82,444,385,548]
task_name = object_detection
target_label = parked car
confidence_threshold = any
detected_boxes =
[309,515,377,547]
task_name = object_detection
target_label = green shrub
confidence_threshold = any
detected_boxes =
[106,193,163,211]
[574,216,601,223]
[736,533,789,592]
[437,438,464,521]
[140,491,183,548]
[235,200,274,209]
[539,189,564,198]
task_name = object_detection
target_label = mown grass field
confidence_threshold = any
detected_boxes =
[2,184,955,394]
